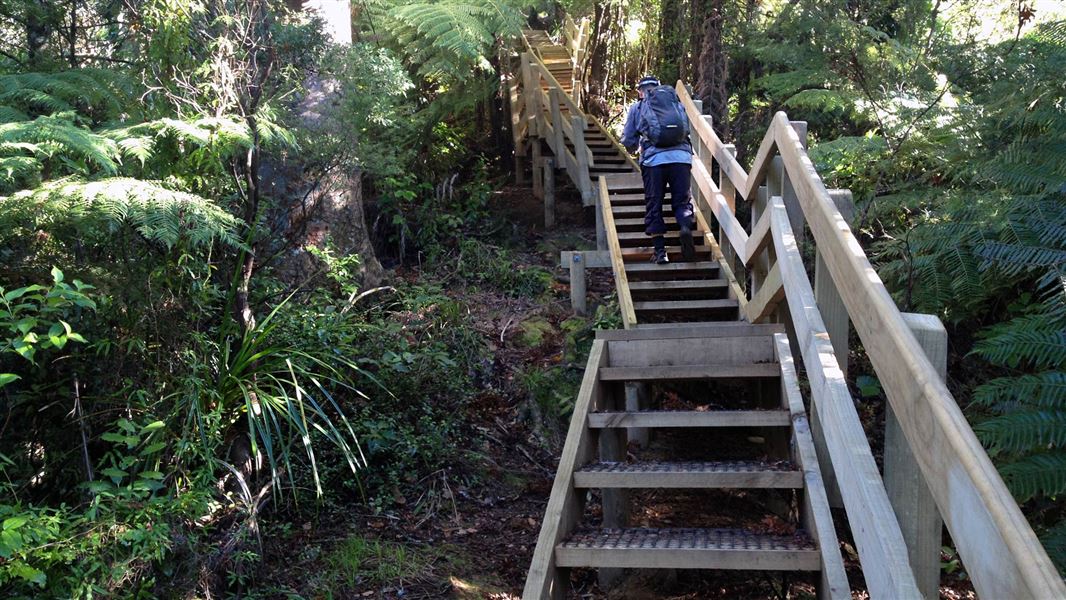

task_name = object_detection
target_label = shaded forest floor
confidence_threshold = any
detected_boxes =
[247,182,977,599]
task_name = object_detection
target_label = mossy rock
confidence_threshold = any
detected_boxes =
[518,317,555,348]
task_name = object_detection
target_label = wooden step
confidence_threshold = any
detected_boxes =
[628,279,728,298]
[555,528,820,571]
[620,247,713,262]
[611,205,650,217]
[616,230,704,248]
[633,298,738,314]
[610,192,648,202]
[588,409,791,429]
[614,217,678,231]
[624,261,720,280]
[573,460,803,489]
[598,363,779,382]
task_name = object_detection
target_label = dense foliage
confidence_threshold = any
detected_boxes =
[0,0,547,596]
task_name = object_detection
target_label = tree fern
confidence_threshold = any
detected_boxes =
[2,177,242,248]
[974,372,1066,410]
[0,113,120,176]
[1042,522,1066,575]
[369,0,524,81]
[0,69,133,120]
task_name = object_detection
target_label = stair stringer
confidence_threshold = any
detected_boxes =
[523,340,609,600]
[775,332,851,599]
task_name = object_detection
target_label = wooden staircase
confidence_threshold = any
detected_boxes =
[523,324,848,598]
[515,22,1066,600]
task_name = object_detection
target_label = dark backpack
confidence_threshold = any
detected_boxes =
[637,85,690,147]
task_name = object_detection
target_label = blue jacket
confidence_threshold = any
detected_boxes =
[621,99,693,166]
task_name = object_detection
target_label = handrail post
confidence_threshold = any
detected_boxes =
[751,185,769,295]
[521,52,538,138]
[595,175,607,251]
[783,120,808,247]
[544,157,556,229]
[690,100,705,209]
[549,87,565,160]
[887,313,947,600]
[572,114,592,205]
[811,188,855,508]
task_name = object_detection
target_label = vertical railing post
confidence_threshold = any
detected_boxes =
[595,175,607,251]
[690,100,704,210]
[521,52,537,138]
[887,313,947,600]
[811,188,855,508]
[720,143,739,285]
[544,157,556,229]
[569,252,586,316]
[572,114,592,205]
[783,120,808,248]
[549,87,565,161]
[751,184,770,298]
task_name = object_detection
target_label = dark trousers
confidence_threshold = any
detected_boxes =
[642,162,695,236]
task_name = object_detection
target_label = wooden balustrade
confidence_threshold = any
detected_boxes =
[675,79,1066,599]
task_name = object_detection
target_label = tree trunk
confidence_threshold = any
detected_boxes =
[696,0,728,137]
[658,0,684,84]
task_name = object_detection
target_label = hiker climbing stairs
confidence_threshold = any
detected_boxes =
[510,19,1066,600]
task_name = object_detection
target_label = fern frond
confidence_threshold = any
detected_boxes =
[0,113,119,175]
[1040,521,1066,575]
[976,409,1066,454]
[974,314,1066,369]
[997,450,1066,502]
[974,371,1066,410]
[0,70,134,119]
[2,177,242,248]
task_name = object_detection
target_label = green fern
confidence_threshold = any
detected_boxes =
[2,177,242,248]
[976,410,1066,455]
[974,314,1066,370]
[974,372,1066,410]
[0,69,133,119]
[0,112,120,175]
[995,451,1066,502]
[1042,522,1066,574]
[369,0,523,80]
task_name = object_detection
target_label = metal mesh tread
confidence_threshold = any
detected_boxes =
[562,527,816,551]
[555,528,820,571]
[577,460,797,474]
[573,460,803,489]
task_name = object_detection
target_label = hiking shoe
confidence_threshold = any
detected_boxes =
[651,248,669,264]
[679,225,696,261]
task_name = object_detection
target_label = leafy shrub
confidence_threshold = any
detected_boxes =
[451,238,553,298]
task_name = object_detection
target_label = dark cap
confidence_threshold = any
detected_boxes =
[637,75,660,89]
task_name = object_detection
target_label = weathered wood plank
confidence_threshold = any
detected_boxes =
[594,321,783,341]
[886,313,947,600]
[746,262,784,324]
[573,461,803,489]
[600,177,638,328]
[588,409,790,428]
[598,363,779,382]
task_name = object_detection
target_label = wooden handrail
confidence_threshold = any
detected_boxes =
[769,196,921,598]
[677,83,751,200]
[599,177,637,328]
[721,106,1066,597]
[766,114,1066,599]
